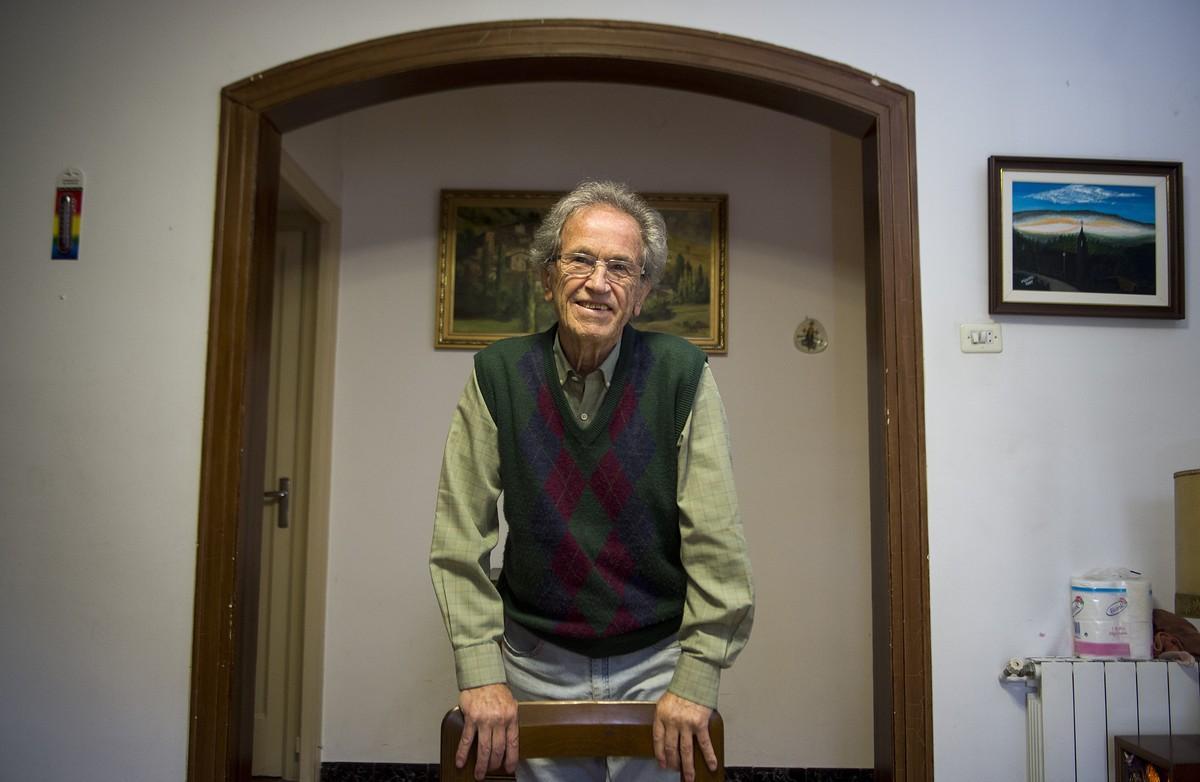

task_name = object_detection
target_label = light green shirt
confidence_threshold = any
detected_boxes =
[430,338,753,708]
[551,333,620,427]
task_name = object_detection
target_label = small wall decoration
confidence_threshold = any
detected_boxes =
[988,156,1183,318]
[436,190,728,351]
[793,317,828,354]
[52,168,85,260]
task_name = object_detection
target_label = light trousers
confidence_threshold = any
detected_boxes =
[501,616,681,782]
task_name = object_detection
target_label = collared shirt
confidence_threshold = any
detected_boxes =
[430,336,753,708]
[551,333,620,428]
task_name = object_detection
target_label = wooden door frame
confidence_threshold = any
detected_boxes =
[189,19,929,782]
[275,151,341,782]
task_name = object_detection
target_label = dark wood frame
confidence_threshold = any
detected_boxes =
[436,189,729,351]
[988,155,1184,319]
[1115,735,1200,782]
[190,19,930,782]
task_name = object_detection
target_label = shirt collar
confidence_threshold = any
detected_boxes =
[552,332,621,387]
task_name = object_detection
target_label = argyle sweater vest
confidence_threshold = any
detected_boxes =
[474,324,707,657]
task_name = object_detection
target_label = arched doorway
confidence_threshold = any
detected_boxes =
[189,19,930,781]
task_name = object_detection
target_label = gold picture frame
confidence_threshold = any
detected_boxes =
[435,190,728,352]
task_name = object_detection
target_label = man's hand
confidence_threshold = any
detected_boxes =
[652,692,717,782]
[457,683,519,781]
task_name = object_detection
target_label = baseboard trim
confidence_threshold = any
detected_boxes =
[319,761,872,781]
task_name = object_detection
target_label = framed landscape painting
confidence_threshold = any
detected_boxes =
[435,190,728,351]
[988,156,1183,318]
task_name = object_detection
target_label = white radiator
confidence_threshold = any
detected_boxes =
[1006,658,1200,782]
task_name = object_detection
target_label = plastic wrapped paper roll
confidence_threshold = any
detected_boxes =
[1071,568,1153,660]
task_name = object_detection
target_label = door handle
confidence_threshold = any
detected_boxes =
[264,477,291,528]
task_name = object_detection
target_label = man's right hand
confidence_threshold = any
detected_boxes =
[457,683,519,781]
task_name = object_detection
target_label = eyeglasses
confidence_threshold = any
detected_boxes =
[556,253,644,283]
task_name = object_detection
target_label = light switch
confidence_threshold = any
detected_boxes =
[960,323,1002,353]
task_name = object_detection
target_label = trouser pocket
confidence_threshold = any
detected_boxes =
[501,615,544,658]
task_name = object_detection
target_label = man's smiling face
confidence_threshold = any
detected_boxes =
[543,204,649,361]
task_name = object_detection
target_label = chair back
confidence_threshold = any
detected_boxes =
[439,700,724,781]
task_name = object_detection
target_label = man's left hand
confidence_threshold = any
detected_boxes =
[652,692,717,782]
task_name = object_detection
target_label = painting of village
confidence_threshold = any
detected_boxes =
[436,191,727,351]
[1009,180,1157,296]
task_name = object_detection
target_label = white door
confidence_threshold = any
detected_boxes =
[252,212,320,780]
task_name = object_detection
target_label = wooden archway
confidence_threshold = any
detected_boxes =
[189,19,929,781]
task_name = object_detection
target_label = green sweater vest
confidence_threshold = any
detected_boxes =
[474,324,707,657]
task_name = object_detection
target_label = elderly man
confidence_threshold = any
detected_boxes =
[431,181,753,782]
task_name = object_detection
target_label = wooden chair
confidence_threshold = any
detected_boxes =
[439,700,725,781]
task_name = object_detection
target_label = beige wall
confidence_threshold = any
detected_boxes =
[8,4,1198,780]
[296,81,870,767]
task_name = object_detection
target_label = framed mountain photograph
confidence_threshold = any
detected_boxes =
[988,156,1183,318]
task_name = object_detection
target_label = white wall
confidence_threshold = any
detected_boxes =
[312,82,869,766]
[2,2,1198,781]
[284,121,344,211]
